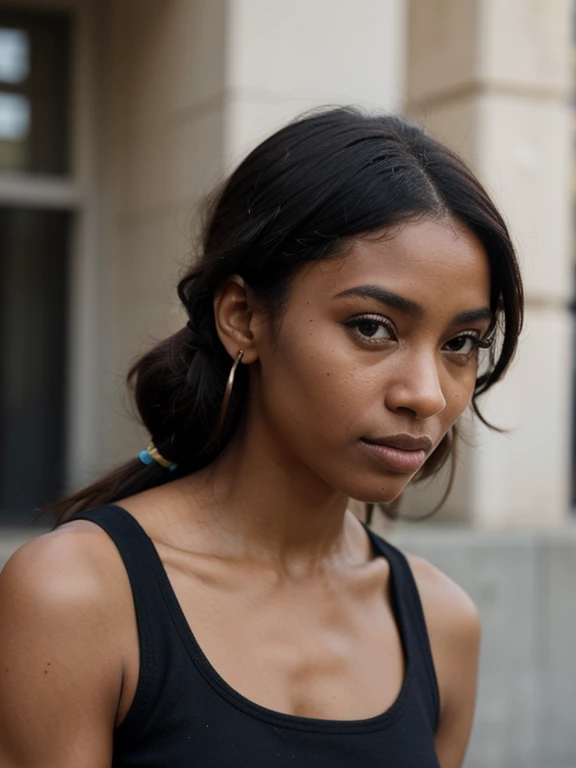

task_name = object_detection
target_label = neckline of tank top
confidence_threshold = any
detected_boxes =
[105,503,414,734]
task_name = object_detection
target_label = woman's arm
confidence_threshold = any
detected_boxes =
[0,527,125,767]
[432,595,481,768]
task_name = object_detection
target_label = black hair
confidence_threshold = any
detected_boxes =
[43,106,523,526]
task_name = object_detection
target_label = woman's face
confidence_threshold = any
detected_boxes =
[250,215,493,503]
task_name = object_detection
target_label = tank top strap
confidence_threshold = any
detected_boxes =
[73,503,179,740]
[362,523,441,733]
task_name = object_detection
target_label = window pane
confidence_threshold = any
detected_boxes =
[0,207,70,525]
[0,9,71,175]
[0,92,29,137]
[0,28,29,84]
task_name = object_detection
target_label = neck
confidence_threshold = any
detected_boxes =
[181,414,365,575]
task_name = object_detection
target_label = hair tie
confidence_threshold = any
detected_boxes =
[138,441,178,471]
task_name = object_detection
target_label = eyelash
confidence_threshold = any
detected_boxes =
[343,314,494,360]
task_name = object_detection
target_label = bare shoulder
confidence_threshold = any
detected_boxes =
[0,519,131,687]
[0,518,130,615]
[401,547,481,634]
[0,518,136,676]
[397,547,481,728]
[0,521,131,766]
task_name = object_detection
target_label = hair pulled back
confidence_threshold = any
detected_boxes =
[45,106,523,526]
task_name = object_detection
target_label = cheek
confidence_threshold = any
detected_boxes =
[259,324,368,445]
[442,369,477,423]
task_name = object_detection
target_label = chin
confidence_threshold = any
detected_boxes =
[335,475,412,506]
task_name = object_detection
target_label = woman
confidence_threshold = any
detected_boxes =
[0,107,523,767]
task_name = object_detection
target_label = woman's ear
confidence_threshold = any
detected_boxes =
[213,276,260,363]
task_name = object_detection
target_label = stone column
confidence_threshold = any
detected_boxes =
[403,0,574,529]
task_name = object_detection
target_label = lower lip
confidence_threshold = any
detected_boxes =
[360,440,427,473]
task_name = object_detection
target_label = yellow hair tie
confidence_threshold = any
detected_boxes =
[138,441,178,471]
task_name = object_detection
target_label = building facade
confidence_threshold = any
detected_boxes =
[1,0,573,533]
[0,2,574,766]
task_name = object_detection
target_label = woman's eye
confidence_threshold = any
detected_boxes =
[445,334,479,356]
[356,321,391,339]
[345,316,395,342]
[344,317,483,360]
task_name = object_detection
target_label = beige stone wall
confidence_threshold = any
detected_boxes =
[222,0,405,164]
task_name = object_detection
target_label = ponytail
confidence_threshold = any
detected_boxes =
[44,295,248,526]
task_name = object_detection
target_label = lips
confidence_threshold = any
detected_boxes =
[361,433,433,454]
[359,434,435,474]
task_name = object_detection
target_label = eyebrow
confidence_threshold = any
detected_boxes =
[333,285,494,326]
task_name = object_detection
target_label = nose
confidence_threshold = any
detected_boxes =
[384,352,447,419]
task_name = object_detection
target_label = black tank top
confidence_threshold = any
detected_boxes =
[76,505,441,767]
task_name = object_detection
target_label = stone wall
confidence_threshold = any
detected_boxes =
[386,523,576,768]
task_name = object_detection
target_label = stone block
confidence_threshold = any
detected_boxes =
[472,305,573,529]
[109,0,227,134]
[111,106,225,218]
[408,0,572,105]
[385,530,539,768]
[228,0,404,105]
[477,92,573,303]
[480,0,572,93]
[405,93,481,168]
[407,0,479,104]
[537,534,576,766]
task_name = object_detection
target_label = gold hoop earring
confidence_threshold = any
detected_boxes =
[215,349,244,442]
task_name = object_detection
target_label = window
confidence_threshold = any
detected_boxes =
[0,10,71,175]
[0,7,73,525]
[0,208,71,520]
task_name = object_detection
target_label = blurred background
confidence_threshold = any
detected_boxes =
[0,1,574,766]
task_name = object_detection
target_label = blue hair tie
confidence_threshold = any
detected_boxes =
[138,442,178,471]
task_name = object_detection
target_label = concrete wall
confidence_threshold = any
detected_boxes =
[384,522,576,768]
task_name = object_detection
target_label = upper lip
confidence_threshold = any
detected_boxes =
[362,433,434,453]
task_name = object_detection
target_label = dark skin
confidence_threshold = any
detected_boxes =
[0,215,488,767]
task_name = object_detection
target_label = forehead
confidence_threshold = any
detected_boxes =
[293,217,491,310]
